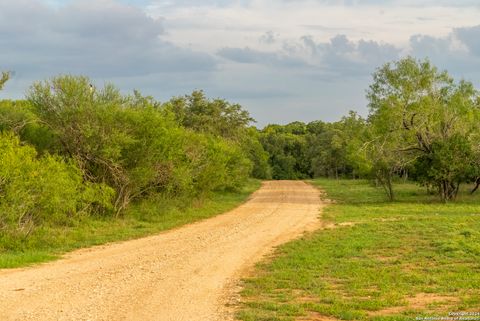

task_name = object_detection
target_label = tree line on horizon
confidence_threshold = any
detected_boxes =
[1,56,479,243]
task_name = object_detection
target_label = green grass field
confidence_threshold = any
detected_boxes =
[0,179,261,269]
[237,179,480,321]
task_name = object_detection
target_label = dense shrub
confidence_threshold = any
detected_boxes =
[183,132,252,194]
[240,128,271,180]
[0,132,114,241]
[27,77,183,211]
[0,100,57,153]
[26,76,253,213]
[412,134,478,200]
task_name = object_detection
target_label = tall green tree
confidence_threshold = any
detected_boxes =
[367,57,480,201]
[166,90,269,179]
[166,90,254,140]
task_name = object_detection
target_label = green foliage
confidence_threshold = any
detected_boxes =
[259,115,370,180]
[166,90,254,140]
[241,128,272,179]
[260,123,310,179]
[0,75,259,258]
[0,132,114,245]
[28,76,175,211]
[308,112,370,179]
[0,100,30,133]
[0,100,57,153]
[184,132,253,194]
[412,134,477,199]
[256,58,480,202]
[367,57,480,201]
[26,76,253,213]
[0,71,9,91]
[166,90,269,179]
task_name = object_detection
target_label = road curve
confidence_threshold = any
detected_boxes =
[0,180,323,321]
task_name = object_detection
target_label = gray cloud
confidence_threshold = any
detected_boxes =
[218,35,401,78]
[217,47,309,68]
[455,25,480,56]
[217,47,273,64]
[214,27,480,125]
[259,31,277,45]
[408,25,480,87]
[0,0,216,80]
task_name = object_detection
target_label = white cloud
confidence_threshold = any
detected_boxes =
[148,0,480,51]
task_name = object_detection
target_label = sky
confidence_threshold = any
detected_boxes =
[1,0,480,126]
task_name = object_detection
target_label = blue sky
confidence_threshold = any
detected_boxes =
[1,0,479,126]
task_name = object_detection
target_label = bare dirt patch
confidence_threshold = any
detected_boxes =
[297,311,340,321]
[368,293,459,316]
[322,221,356,229]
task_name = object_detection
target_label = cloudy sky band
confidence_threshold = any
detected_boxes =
[1,0,479,125]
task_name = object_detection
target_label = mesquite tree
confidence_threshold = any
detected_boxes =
[367,57,480,201]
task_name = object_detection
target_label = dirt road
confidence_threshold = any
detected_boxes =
[0,181,323,321]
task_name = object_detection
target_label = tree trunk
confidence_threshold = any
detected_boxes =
[471,177,480,194]
[454,183,460,198]
[386,173,394,201]
[440,180,458,202]
[377,169,395,201]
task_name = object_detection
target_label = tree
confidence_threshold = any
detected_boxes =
[0,72,9,91]
[166,90,254,140]
[412,134,476,200]
[0,100,57,153]
[241,128,272,179]
[306,114,370,180]
[27,76,254,214]
[260,123,310,179]
[367,57,480,201]
[365,130,404,201]
[341,112,372,179]
[166,91,269,179]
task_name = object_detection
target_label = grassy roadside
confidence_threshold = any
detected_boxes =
[237,179,480,321]
[0,179,261,269]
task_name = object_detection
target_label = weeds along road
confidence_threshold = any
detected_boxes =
[0,181,323,321]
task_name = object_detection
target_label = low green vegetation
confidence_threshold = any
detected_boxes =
[237,179,480,321]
